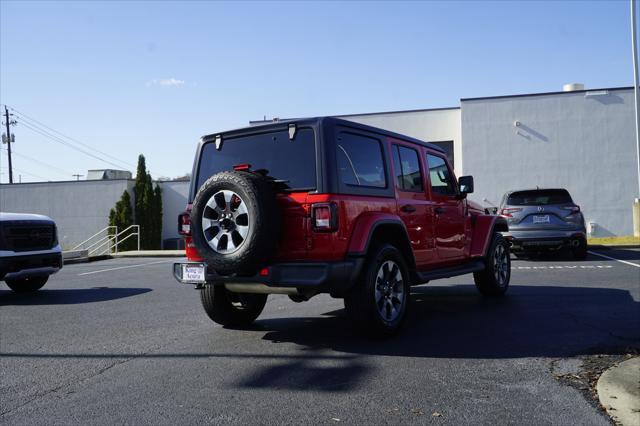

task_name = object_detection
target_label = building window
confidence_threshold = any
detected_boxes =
[430,141,454,166]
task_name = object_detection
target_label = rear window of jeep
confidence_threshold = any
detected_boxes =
[196,128,316,191]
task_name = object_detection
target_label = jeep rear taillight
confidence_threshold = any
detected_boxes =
[178,211,191,236]
[312,203,338,232]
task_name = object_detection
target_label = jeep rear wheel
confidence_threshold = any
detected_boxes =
[344,244,410,338]
[191,171,280,275]
[5,276,48,293]
[474,234,511,296]
[200,285,267,327]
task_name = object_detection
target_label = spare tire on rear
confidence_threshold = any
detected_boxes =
[190,170,281,275]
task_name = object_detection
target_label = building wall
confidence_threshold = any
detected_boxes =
[157,180,190,245]
[461,88,636,236]
[0,179,134,249]
[0,179,191,249]
[339,108,463,173]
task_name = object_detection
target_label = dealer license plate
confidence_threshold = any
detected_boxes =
[533,215,550,224]
[182,264,206,283]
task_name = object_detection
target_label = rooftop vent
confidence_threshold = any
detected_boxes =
[563,83,585,92]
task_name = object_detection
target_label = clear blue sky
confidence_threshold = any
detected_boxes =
[0,0,633,182]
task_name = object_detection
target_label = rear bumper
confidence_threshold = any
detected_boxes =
[173,258,364,297]
[0,250,63,280]
[504,229,586,250]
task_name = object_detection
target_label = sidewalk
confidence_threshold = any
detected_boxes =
[112,250,185,258]
[597,357,640,426]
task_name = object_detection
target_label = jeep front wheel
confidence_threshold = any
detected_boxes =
[344,244,410,338]
[474,234,511,296]
[200,285,267,328]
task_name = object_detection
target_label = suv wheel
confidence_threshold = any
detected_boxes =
[5,276,48,293]
[191,171,280,275]
[200,285,268,327]
[571,237,588,260]
[474,234,511,296]
[344,244,410,338]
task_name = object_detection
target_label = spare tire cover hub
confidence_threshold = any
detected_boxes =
[202,189,249,254]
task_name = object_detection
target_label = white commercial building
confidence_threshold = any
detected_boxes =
[341,86,636,237]
[0,85,637,246]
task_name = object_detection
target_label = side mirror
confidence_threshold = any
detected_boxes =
[459,175,474,195]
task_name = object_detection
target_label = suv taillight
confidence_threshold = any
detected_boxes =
[500,207,523,217]
[178,211,191,236]
[562,205,580,213]
[311,202,338,232]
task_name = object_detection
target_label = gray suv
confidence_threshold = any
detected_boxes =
[498,188,587,259]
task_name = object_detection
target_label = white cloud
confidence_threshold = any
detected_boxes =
[146,78,186,87]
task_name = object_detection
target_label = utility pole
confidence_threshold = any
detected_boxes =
[633,0,640,236]
[633,0,640,196]
[3,106,16,184]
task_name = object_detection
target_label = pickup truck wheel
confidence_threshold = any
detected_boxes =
[5,276,48,293]
[191,171,280,275]
[200,285,267,327]
[344,244,410,338]
[474,234,511,296]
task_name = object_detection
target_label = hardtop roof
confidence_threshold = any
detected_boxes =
[200,117,446,154]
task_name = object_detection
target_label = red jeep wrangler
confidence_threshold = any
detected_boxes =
[174,117,510,337]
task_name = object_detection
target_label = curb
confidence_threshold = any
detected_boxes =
[112,250,184,258]
[588,244,640,250]
[596,357,640,426]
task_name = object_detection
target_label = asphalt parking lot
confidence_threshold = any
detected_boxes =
[1,249,639,425]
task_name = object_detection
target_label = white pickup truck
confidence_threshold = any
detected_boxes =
[0,212,62,292]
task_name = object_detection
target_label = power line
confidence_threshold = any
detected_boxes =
[17,119,133,170]
[2,104,164,177]
[11,167,49,182]
[1,146,74,177]
[8,106,137,169]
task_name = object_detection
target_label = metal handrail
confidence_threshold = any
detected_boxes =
[89,235,117,256]
[113,225,140,253]
[72,226,116,251]
[72,224,141,256]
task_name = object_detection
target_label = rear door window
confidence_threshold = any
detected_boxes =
[426,153,456,196]
[336,132,386,188]
[392,145,423,192]
[507,189,573,206]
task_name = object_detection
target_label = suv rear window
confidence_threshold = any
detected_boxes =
[196,128,316,191]
[336,132,386,188]
[507,189,573,206]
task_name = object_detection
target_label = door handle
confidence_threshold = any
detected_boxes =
[434,207,445,215]
[400,204,417,213]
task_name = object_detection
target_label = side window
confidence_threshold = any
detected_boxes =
[337,132,386,188]
[392,145,423,192]
[427,153,456,196]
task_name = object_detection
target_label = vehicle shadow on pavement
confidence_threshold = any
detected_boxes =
[257,285,640,359]
[0,287,152,306]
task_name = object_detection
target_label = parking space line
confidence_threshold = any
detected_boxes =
[77,260,174,276]
[588,251,640,268]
